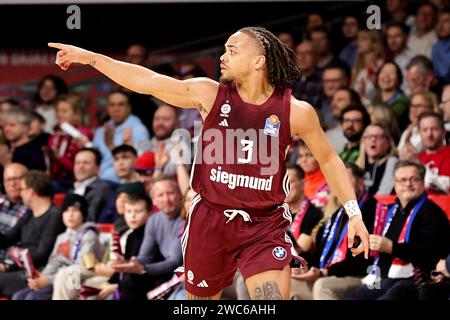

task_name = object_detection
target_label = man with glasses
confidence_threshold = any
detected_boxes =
[338,105,371,164]
[0,163,28,261]
[292,41,322,109]
[345,160,449,300]
[0,171,65,298]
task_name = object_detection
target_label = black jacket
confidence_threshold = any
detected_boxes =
[378,195,450,277]
[69,178,114,222]
[312,194,377,277]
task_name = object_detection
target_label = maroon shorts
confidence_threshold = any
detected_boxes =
[181,195,293,297]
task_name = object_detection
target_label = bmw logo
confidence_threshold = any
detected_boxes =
[272,246,287,260]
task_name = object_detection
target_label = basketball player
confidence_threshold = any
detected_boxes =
[49,26,369,300]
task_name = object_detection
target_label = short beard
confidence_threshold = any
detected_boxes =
[424,140,443,151]
[155,126,176,141]
[162,206,181,218]
[219,75,234,84]
[345,131,363,143]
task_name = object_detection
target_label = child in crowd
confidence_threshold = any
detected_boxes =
[29,111,51,148]
[50,184,149,300]
[113,182,147,236]
[96,193,151,300]
[48,94,92,186]
[12,194,102,300]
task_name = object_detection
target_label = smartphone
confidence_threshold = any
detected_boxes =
[352,236,361,249]
[431,270,443,277]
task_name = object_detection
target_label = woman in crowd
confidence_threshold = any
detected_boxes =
[48,93,92,188]
[297,142,330,210]
[367,104,401,144]
[351,29,384,105]
[33,75,68,134]
[371,61,410,131]
[355,124,398,195]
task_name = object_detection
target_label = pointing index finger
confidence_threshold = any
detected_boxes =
[48,42,64,49]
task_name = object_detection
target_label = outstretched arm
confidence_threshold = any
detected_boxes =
[48,43,218,117]
[290,99,369,259]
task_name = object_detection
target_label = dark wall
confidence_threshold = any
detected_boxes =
[0,2,368,53]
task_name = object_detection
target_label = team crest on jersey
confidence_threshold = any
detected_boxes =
[187,270,194,284]
[220,101,231,117]
[263,114,280,137]
[272,246,287,260]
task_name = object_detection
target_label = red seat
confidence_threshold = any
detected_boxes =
[428,194,450,221]
[53,193,67,208]
[374,194,450,221]
[374,194,396,205]
[96,223,115,233]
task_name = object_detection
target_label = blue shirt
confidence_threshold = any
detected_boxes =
[93,114,149,183]
[339,42,357,69]
[432,38,450,82]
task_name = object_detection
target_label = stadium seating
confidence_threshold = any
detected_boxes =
[375,194,450,221]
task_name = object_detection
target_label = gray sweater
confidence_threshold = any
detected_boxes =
[42,222,102,283]
[137,211,184,276]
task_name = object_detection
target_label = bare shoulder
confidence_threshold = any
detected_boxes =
[187,77,220,115]
[289,97,321,136]
[187,77,219,91]
[151,75,219,116]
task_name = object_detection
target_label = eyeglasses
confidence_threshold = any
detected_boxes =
[395,176,422,185]
[4,176,23,184]
[364,134,387,141]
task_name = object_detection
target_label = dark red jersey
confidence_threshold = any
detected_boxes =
[191,83,293,212]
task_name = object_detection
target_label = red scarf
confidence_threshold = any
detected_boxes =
[289,199,310,240]
[304,170,327,200]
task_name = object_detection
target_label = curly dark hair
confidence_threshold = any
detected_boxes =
[34,74,68,105]
[239,26,302,93]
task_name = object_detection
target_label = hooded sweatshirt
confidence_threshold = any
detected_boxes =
[41,222,103,284]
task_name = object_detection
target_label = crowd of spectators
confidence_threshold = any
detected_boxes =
[0,0,449,300]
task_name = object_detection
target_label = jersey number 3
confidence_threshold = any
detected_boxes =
[238,139,254,164]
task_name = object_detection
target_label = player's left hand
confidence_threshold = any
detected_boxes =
[348,215,369,259]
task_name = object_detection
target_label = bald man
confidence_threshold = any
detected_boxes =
[0,163,28,260]
[148,104,190,177]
